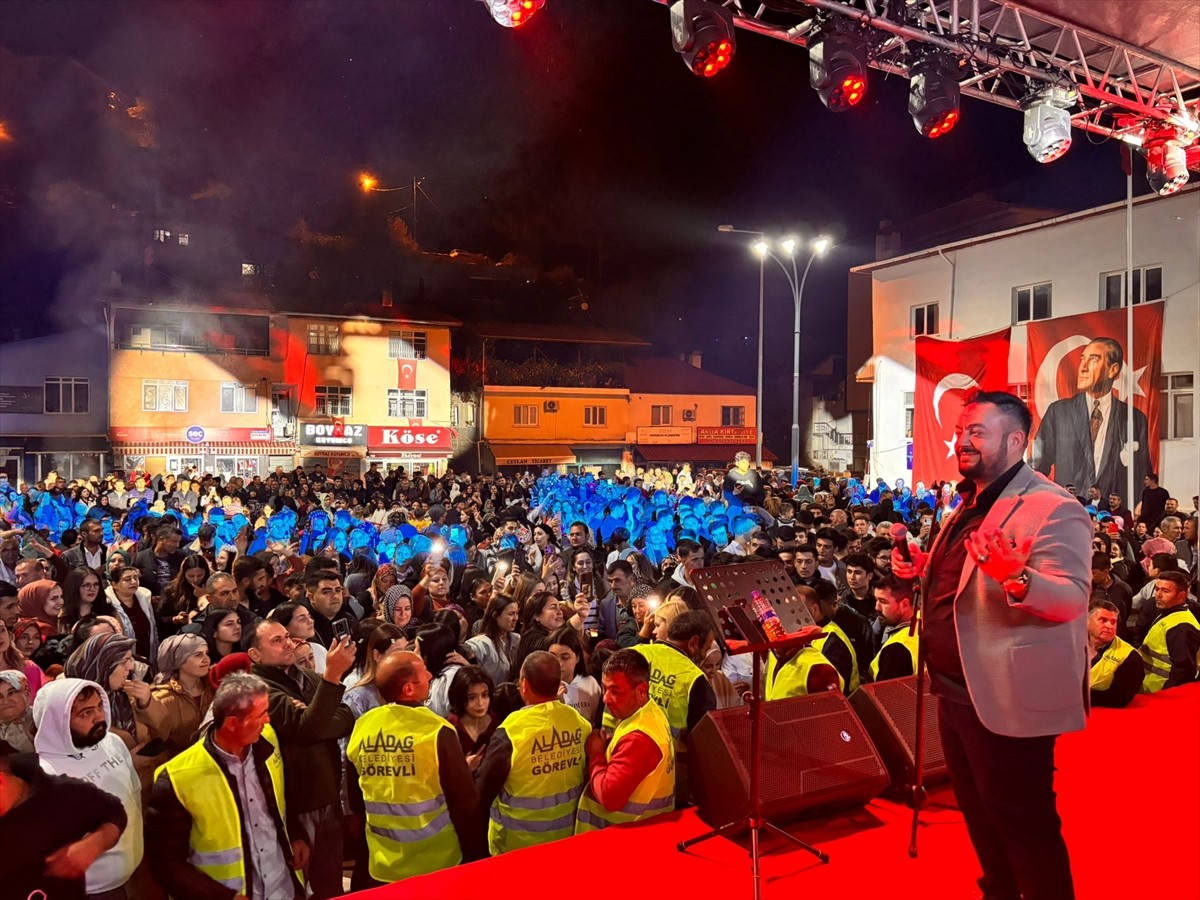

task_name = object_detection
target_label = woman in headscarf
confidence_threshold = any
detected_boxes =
[144,633,213,756]
[382,584,418,639]
[0,669,35,753]
[18,579,67,638]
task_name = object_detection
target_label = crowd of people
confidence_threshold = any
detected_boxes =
[0,451,1196,899]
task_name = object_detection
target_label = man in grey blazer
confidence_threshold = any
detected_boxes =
[894,390,1092,900]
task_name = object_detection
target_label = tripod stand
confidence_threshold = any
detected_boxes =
[677,561,830,900]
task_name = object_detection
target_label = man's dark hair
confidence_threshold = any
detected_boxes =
[1088,336,1123,371]
[1149,552,1178,574]
[666,610,714,645]
[1091,551,1112,571]
[814,527,846,551]
[155,523,183,543]
[965,389,1033,438]
[873,574,914,603]
[1146,472,1159,484]
[675,538,702,558]
[304,568,341,592]
[233,555,267,584]
[606,559,634,579]
[519,651,562,699]
[197,523,217,542]
[794,545,816,560]
[865,536,893,558]
[811,579,839,609]
[1156,570,1189,592]
[1088,599,1120,616]
[602,648,651,686]
[844,553,874,574]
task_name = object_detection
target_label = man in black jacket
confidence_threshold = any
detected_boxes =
[249,618,355,900]
[62,519,108,585]
[133,523,188,596]
[146,673,306,900]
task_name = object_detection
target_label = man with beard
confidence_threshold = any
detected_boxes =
[32,678,143,898]
[892,390,1091,900]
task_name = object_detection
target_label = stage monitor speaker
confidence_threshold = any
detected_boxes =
[687,690,889,830]
[849,675,948,792]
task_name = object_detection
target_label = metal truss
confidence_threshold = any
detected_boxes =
[653,0,1200,147]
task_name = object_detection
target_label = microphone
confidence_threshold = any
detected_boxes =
[889,522,913,562]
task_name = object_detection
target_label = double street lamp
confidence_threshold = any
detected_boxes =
[718,225,831,488]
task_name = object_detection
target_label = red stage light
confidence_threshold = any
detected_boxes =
[693,39,733,77]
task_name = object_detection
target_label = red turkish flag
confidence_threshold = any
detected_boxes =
[1026,304,1162,499]
[913,328,1012,484]
[397,360,417,391]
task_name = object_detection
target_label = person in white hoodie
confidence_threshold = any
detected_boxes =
[32,677,144,898]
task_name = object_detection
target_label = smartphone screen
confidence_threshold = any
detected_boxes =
[580,571,593,598]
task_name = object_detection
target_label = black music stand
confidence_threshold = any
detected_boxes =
[677,560,830,900]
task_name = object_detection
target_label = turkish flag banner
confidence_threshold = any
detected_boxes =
[913,328,1012,484]
[1027,304,1162,501]
[397,360,417,391]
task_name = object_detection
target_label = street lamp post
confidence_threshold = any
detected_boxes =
[717,225,765,468]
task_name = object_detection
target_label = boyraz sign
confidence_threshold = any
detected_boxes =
[300,421,367,447]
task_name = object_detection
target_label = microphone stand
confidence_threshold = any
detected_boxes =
[906,563,927,858]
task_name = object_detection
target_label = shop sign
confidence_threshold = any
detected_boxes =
[110,426,284,443]
[185,426,206,444]
[0,386,44,413]
[636,426,694,444]
[300,421,367,447]
[367,425,451,453]
[696,426,756,444]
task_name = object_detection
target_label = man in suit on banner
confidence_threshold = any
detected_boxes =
[1031,337,1150,500]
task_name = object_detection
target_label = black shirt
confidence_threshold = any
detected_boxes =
[923,461,1025,689]
[722,467,764,508]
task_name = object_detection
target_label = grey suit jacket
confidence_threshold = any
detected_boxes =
[923,463,1093,738]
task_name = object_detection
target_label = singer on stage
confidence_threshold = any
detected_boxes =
[892,390,1092,900]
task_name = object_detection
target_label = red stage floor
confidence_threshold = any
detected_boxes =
[351,684,1200,900]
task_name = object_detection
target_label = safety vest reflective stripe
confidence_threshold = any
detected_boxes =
[1139,608,1200,693]
[498,782,585,810]
[367,807,452,843]
[490,806,578,833]
[187,848,242,866]
[619,794,675,816]
[363,796,446,817]
[1090,636,1136,691]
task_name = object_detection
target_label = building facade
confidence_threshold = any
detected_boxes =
[851,186,1199,502]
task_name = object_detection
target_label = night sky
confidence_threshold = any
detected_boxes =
[0,0,1145,436]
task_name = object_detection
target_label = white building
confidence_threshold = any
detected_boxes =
[851,185,1199,504]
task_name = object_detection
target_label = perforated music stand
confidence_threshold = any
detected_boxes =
[678,560,829,900]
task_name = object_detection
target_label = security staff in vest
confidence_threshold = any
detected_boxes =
[1138,571,1200,693]
[475,651,592,854]
[147,673,306,900]
[870,575,920,682]
[1086,599,1143,708]
[803,579,863,692]
[767,584,844,699]
[576,648,675,832]
[346,649,483,885]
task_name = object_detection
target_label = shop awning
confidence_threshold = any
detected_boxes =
[112,442,298,456]
[634,443,778,465]
[489,443,577,465]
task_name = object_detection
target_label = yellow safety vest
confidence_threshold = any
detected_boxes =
[601,643,703,753]
[347,704,462,882]
[1090,636,1137,691]
[869,624,919,682]
[575,700,675,833]
[155,725,299,895]
[766,646,844,701]
[812,619,862,692]
[1139,608,1200,693]
[488,701,591,855]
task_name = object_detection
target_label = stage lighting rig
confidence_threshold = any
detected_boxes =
[1021,84,1078,164]
[1142,128,1191,196]
[808,22,870,112]
[482,0,544,28]
[908,56,961,139]
[670,0,736,78]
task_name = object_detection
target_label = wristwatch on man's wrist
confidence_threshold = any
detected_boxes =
[1002,569,1030,598]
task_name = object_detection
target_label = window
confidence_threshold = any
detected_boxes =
[903,392,914,439]
[143,380,188,412]
[388,389,428,418]
[167,456,204,475]
[35,453,102,481]
[216,457,259,479]
[1012,282,1052,323]
[177,233,189,246]
[388,330,427,360]
[584,405,607,427]
[44,377,89,414]
[241,262,257,276]
[651,404,672,426]
[721,406,746,427]
[910,303,940,337]
[1101,266,1163,309]
[153,229,170,242]
[220,382,258,414]
[130,324,182,348]
[1159,373,1194,440]
[465,403,476,426]
[450,405,460,427]
[314,385,352,416]
[307,323,340,355]
[514,404,538,426]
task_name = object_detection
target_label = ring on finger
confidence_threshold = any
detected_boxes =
[977,552,991,565]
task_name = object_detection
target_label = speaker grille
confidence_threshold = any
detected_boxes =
[849,676,948,788]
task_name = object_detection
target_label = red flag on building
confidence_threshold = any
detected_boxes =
[1026,304,1162,500]
[913,328,1012,484]
[397,360,417,391]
